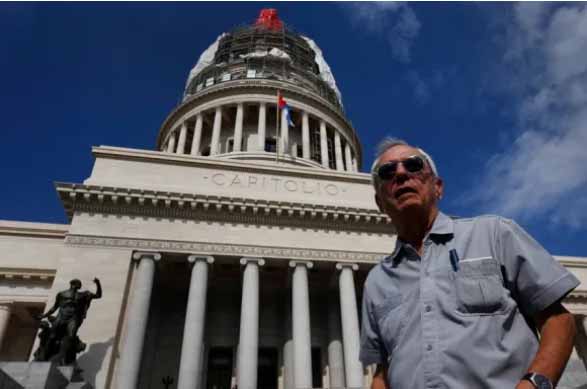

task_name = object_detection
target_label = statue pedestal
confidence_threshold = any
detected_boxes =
[0,362,92,389]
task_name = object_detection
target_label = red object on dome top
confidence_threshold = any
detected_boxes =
[254,9,283,31]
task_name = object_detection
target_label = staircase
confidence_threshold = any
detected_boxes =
[0,362,92,389]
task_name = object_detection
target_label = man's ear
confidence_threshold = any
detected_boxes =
[435,177,444,200]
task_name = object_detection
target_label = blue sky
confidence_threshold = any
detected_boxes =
[1,2,586,256]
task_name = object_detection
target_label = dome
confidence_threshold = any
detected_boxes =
[157,9,361,172]
[183,9,344,110]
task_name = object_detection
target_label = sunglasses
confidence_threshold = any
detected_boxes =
[377,155,426,181]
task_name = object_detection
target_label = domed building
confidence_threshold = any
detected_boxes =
[1,8,587,389]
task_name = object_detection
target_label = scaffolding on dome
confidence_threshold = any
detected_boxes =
[183,10,344,111]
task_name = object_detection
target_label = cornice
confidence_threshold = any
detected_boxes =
[0,220,68,239]
[65,235,385,264]
[0,268,55,281]
[55,182,394,233]
[156,79,362,162]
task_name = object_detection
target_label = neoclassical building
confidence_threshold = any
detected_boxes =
[1,9,587,389]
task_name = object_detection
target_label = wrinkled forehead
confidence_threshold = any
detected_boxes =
[379,145,422,163]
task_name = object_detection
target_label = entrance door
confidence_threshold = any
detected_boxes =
[258,348,278,389]
[207,347,233,389]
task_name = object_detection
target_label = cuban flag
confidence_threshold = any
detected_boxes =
[278,92,294,127]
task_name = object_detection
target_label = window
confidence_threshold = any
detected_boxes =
[201,146,211,156]
[327,136,335,169]
[310,129,321,163]
[221,73,231,82]
[247,69,257,78]
[226,138,234,153]
[265,138,277,152]
[205,77,214,87]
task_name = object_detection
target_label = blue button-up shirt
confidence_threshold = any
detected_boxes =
[360,212,579,389]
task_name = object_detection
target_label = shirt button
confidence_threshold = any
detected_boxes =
[425,305,432,312]
[426,344,433,351]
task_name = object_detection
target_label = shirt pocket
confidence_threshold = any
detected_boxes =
[453,256,508,316]
[373,292,406,354]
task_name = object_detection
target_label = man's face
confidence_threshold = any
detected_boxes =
[375,145,443,218]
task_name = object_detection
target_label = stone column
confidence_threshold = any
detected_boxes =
[210,106,222,155]
[233,103,244,152]
[352,157,358,172]
[166,133,176,153]
[328,292,345,389]
[336,263,363,388]
[280,109,289,155]
[0,302,13,351]
[289,261,313,389]
[177,255,214,389]
[344,143,353,173]
[320,120,329,168]
[302,112,310,159]
[257,103,266,152]
[177,123,188,155]
[116,252,161,389]
[283,290,294,389]
[237,257,265,389]
[191,114,203,156]
[334,131,344,171]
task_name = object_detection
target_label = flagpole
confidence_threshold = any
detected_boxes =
[276,89,280,163]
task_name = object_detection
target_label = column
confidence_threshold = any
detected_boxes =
[233,103,244,152]
[257,103,266,152]
[352,157,358,172]
[210,106,222,155]
[336,263,363,388]
[116,252,161,389]
[289,261,313,389]
[177,123,188,155]
[302,111,310,159]
[328,292,345,389]
[166,133,176,153]
[191,114,203,156]
[334,131,344,171]
[280,109,289,155]
[344,143,353,173]
[320,120,329,168]
[177,255,214,389]
[237,257,265,389]
[0,302,12,351]
[283,289,294,389]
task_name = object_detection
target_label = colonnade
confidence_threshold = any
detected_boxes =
[0,302,12,352]
[115,252,364,389]
[162,102,359,172]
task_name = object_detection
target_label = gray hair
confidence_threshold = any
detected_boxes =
[370,137,439,190]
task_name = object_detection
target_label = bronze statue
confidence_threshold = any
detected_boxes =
[34,278,102,365]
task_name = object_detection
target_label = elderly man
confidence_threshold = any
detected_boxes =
[360,138,579,389]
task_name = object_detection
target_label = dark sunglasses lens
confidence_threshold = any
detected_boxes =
[378,162,397,180]
[404,156,424,173]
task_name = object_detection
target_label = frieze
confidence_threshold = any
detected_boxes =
[65,235,384,263]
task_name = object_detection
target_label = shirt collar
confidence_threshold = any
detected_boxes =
[387,211,454,262]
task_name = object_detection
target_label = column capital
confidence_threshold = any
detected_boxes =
[132,251,162,261]
[0,301,14,312]
[335,262,359,271]
[187,255,214,265]
[289,260,313,269]
[240,257,265,266]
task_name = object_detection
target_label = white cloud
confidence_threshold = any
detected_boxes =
[405,70,430,104]
[468,4,587,228]
[341,2,421,63]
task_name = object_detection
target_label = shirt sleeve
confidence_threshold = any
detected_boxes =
[496,217,580,315]
[359,282,387,366]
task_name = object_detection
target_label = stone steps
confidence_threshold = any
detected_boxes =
[0,362,92,389]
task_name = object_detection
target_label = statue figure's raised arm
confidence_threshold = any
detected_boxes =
[92,277,102,299]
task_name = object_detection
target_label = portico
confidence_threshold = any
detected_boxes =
[115,250,368,389]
